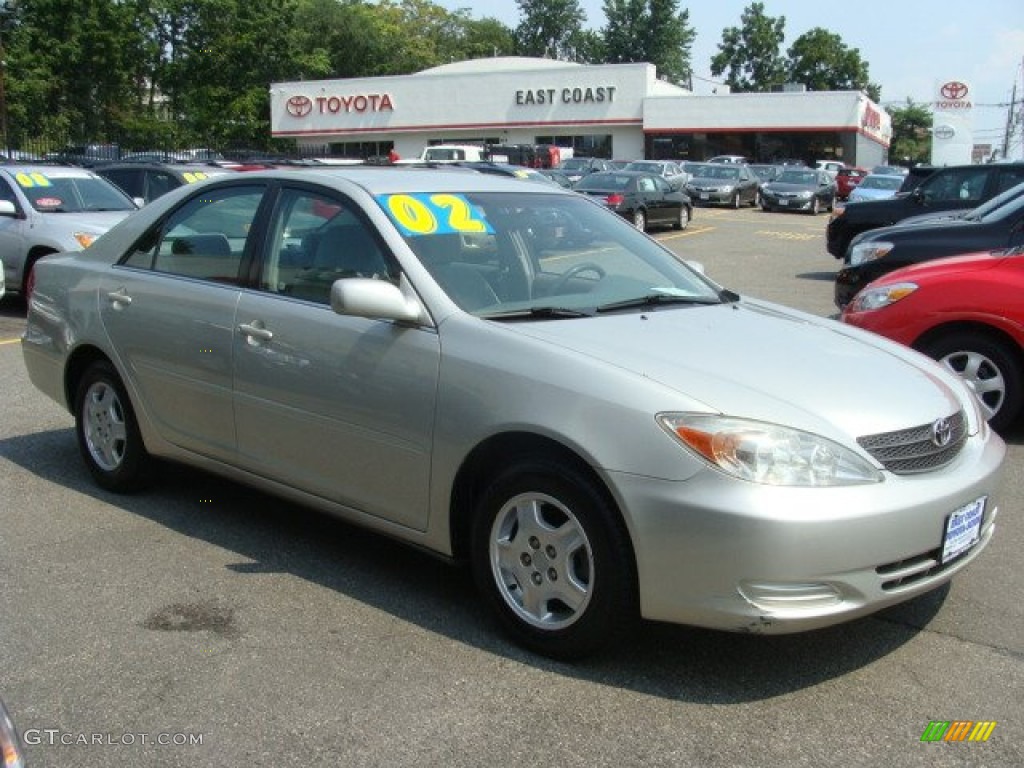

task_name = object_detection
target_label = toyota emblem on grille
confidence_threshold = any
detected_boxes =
[932,418,953,447]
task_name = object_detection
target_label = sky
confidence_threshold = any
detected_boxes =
[434,0,1024,157]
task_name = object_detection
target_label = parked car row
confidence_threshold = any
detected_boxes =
[831,166,1024,433]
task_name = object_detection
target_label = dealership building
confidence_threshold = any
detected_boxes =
[270,57,892,167]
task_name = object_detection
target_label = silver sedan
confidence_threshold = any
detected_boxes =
[22,168,1005,659]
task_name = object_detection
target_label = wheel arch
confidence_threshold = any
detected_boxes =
[448,431,637,572]
[63,344,117,412]
[22,245,59,294]
[912,320,1024,373]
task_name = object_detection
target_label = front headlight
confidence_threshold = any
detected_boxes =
[848,281,918,312]
[796,190,812,199]
[720,185,735,194]
[0,699,25,768]
[849,240,893,266]
[658,413,882,486]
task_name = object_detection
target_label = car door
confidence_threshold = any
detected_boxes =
[98,182,268,461]
[231,184,441,531]
[649,176,678,224]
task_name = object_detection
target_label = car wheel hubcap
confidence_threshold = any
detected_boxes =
[83,381,128,471]
[939,350,1005,420]
[489,492,594,630]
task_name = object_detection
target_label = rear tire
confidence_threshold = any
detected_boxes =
[470,459,639,660]
[632,209,646,231]
[74,361,152,492]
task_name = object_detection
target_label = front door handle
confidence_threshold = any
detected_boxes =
[238,322,273,342]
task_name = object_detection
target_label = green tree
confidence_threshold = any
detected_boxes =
[786,28,880,102]
[888,99,932,166]
[5,0,148,145]
[602,0,693,84]
[709,1,786,92]
[514,0,586,59]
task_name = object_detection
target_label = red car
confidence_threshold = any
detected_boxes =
[835,167,868,200]
[841,247,1024,432]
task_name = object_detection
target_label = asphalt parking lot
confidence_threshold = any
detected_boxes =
[1,206,1021,767]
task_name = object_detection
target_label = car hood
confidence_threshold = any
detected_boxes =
[509,299,961,439]
[872,249,1007,283]
[38,210,135,233]
[856,216,977,243]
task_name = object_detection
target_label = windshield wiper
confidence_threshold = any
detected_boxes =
[595,294,723,313]
[482,306,596,320]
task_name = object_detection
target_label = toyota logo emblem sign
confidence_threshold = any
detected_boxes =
[935,80,972,110]
[940,81,969,100]
[933,124,956,140]
[286,95,313,118]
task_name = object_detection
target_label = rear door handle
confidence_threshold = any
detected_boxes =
[106,288,132,308]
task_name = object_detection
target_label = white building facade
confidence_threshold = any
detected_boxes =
[270,57,892,167]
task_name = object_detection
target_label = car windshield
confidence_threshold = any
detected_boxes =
[776,170,817,185]
[17,173,135,212]
[858,175,904,191]
[574,173,631,192]
[626,162,663,173]
[379,191,724,317]
[966,180,1024,219]
[559,158,592,171]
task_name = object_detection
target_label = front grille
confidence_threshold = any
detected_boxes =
[857,411,966,474]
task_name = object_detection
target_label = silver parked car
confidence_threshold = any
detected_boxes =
[0,164,138,298]
[22,169,1005,659]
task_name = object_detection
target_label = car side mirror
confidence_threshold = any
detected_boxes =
[330,274,427,325]
[0,200,17,217]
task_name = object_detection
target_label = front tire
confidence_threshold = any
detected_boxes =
[470,460,638,660]
[74,361,152,492]
[808,197,820,215]
[919,333,1023,433]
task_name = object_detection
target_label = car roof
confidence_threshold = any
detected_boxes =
[0,164,100,177]
[203,167,572,197]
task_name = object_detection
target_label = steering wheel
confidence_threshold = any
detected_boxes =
[550,262,607,294]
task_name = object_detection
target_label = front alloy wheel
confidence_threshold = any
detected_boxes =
[470,460,638,659]
[921,333,1023,433]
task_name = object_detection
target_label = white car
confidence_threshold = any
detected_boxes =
[0,164,138,299]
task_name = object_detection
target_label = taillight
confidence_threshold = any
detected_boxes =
[605,194,624,206]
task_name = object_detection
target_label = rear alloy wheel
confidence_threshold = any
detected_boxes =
[470,460,638,660]
[673,205,690,230]
[632,209,646,231]
[920,333,1023,433]
[75,361,152,492]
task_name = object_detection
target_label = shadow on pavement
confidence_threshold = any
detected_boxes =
[0,427,948,704]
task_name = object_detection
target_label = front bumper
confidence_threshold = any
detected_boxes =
[763,193,814,211]
[687,187,733,205]
[608,429,1004,633]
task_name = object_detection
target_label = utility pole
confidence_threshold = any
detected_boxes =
[1003,78,1016,161]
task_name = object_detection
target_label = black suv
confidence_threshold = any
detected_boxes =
[826,162,1024,258]
[93,162,235,205]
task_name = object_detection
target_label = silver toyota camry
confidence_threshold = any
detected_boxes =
[21,168,1005,659]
